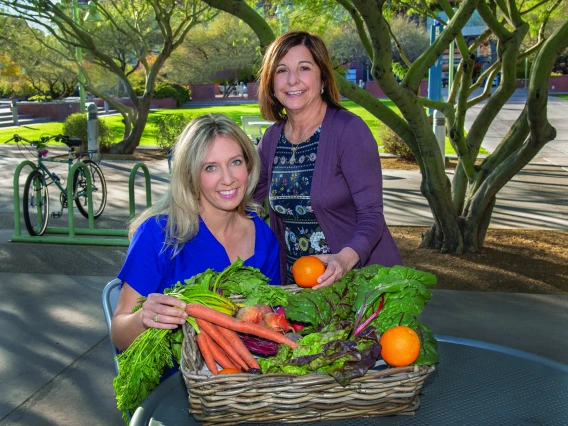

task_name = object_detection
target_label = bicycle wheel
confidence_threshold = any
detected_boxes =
[23,170,49,236]
[73,160,107,219]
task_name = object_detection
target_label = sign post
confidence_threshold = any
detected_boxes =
[428,21,444,115]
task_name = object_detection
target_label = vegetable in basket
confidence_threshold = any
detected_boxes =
[259,264,439,383]
[113,261,289,424]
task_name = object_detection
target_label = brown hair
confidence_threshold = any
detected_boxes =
[258,31,344,122]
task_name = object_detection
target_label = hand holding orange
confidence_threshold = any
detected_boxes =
[379,325,421,367]
[292,256,326,288]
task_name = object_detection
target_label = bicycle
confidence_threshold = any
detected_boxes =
[6,134,108,236]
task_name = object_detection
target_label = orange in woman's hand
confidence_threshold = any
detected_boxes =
[292,256,325,288]
[379,326,421,367]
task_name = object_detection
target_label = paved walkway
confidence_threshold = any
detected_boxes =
[0,91,567,425]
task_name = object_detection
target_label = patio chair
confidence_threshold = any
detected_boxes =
[241,115,264,145]
[101,279,132,420]
[101,278,122,376]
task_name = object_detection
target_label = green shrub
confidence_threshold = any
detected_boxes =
[62,113,114,153]
[154,113,194,154]
[378,124,415,162]
[132,85,145,96]
[28,95,52,102]
[154,82,191,106]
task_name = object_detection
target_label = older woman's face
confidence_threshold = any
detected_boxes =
[273,44,323,115]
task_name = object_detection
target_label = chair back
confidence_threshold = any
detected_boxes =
[241,115,263,144]
[102,278,122,376]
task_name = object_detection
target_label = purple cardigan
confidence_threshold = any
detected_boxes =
[255,106,402,284]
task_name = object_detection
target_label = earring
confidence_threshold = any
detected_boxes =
[320,87,324,95]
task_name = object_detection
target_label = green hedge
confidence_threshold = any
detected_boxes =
[154,82,191,106]
[62,113,114,152]
[154,113,194,154]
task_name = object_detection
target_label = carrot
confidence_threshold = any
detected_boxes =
[196,319,249,370]
[204,333,237,370]
[186,304,298,349]
[196,331,218,374]
[217,325,261,370]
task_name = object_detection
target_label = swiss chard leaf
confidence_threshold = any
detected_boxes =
[321,326,382,386]
[258,322,382,386]
[284,280,356,333]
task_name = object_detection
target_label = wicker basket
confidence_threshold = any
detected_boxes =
[180,285,435,425]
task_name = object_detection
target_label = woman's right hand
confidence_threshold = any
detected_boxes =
[141,293,188,329]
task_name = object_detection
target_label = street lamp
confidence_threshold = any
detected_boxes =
[72,0,103,113]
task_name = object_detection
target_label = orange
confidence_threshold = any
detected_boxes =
[218,368,242,374]
[292,256,325,288]
[379,326,421,367]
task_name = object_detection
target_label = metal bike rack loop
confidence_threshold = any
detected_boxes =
[11,160,129,246]
[128,162,152,219]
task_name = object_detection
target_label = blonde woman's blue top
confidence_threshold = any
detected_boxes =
[118,213,281,295]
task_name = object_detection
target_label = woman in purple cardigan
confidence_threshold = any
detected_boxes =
[255,31,402,287]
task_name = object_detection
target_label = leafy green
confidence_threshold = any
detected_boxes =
[271,263,439,384]
[184,258,290,307]
[113,259,285,422]
[113,329,174,424]
[283,279,357,333]
[353,266,438,366]
[258,321,382,386]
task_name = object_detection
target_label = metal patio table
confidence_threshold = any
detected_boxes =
[130,335,568,425]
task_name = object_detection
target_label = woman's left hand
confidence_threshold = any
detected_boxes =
[312,247,360,289]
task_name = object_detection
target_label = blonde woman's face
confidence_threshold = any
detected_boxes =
[273,44,323,115]
[198,136,248,216]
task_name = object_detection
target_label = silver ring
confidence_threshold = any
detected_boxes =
[153,313,158,322]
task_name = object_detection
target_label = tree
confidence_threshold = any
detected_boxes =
[0,0,216,154]
[2,28,80,98]
[166,12,261,95]
[201,0,567,255]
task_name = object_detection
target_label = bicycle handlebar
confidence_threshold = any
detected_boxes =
[5,134,82,148]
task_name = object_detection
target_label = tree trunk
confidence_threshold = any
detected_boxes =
[109,96,152,154]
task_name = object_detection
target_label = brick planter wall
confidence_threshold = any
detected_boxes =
[190,84,216,101]
[247,82,259,100]
[17,101,81,121]
[517,76,568,92]
[92,97,176,108]
[548,75,568,93]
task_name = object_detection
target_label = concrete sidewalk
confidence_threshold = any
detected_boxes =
[1,91,567,426]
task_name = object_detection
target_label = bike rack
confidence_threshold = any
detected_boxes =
[10,161,155,246]
[129,162,152,218]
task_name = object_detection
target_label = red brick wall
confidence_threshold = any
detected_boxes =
[365,81,384,97]
[18,102,81,121]
[549,75,568,93]
[189,84,216,101]
[247,82,259,100]
[93,97,176,108]
[517,76,568,91]
[150,98,177,108]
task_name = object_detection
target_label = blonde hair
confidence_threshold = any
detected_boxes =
[258,30,344,122]
[129,114,262,257]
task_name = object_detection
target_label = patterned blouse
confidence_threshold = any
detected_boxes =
[269,126,329,283]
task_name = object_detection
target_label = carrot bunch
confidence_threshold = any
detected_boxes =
[186,304,298,374]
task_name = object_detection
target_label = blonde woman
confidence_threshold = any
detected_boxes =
[112,114,280,351]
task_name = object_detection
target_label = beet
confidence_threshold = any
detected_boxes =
[238,333,279,356]
[236,305,264,324]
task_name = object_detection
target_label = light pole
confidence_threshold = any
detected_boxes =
[71,0,103,113]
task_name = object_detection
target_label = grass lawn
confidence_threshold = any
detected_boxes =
[551,94,568,100]
[1,100,487,155]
